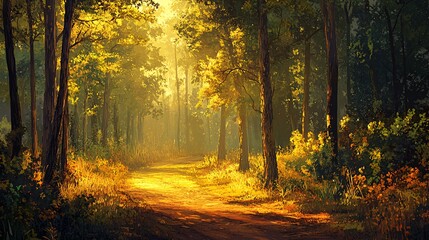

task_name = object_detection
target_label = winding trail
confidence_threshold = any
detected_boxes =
[125,156,345,240]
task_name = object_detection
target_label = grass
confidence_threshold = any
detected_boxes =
[56,148,179,239]
[194,153,270,202]
[193,149,368,237]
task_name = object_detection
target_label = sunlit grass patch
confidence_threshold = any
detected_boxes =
[57,155,157,239]
[61,157,128,200]
[195,152,270,203]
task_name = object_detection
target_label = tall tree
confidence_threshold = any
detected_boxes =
[258,0,278,188]
[384,5,400,113]
[2,0,23,159]
[44,0,75,184]
[217,105,226,161]
[42,0,57,168]
[344,0,352,106]
[184,65,190,149]
[224,29,250,171]
[175,43,181,152]
[101,74,110,146]
[302,39,311,140]
[321,0,339,166]
[26,0,39,158]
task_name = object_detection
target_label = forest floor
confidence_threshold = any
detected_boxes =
[124,156,349,240]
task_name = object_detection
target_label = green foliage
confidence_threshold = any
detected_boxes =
[338,110,429,237]
[341,110,429,184]
[281,111,429,237]
[288,130,335,180]
[0,149,52,239]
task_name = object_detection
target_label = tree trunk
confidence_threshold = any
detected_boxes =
[384,6,401,114]
[207,110,211,151]
[44,0,74,184]
[185,66,190,150]
[344,1,351,106]
[217,105,226,161]
[285,62,297,132]
[126,109,131,146]
[225,32,249,171]
[113,101,119,144]
[238,103,249,171]
[3,0,23,159]
[60,96,69,179]
[131,113,138,147]
[137,113,144,145]
[71,101,78,149]
[258,0,278,188]
[42,0,57,168]
[90,100,98,144]
[363,0,380,110]
[102,75,110,146]
[175,44,181,152]
[302,39,311,140]
[321,0,339,166]
[400,15,408,111]
[82,87,88,153]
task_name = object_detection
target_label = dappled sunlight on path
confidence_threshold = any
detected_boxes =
[125,156,344,240]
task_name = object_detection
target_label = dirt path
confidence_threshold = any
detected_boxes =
[125,156,346,240]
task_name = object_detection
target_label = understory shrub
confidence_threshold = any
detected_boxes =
[340,110,429,238]
[279,110,429,237]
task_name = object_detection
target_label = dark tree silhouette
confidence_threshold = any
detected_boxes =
[26,0,39,158]
[258,0,278,188]
[42,0,57,168]
[44,0,75,184]
[2,0,23,159]
[321,0,339,166]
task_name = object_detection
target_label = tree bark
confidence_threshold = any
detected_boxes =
[185,66,190,149]
[258,0,278,188]
[321,0,339,166]
[44,0,74,184]
[126,109,131,146]
[3,0,23,159]
[137,113,144,145]
[82,87,88,153]
[101,74,110,146]
[384,6,401,114]
[71,101,78,149]
[400,15,408,111]
[113,101,119,144]
[60,95,69,179]
[90,99,98,144]
[363,0,380,109]
[285,61,297,132]
[175,44,181,152]
[26,0,39,158]
[42,0,57,168]
[344,1,351,106]
[217,105,226,161]
[302,39,311,140]
[207,110,211,151]
[238,102,249,171]
[225,32,249,171]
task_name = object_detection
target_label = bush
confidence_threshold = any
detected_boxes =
[362,167,429,239]
[339,110,429,238]
[0,149,53,239]
[341,110,429,184]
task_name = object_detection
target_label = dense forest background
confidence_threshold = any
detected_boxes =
[1,0,428,239]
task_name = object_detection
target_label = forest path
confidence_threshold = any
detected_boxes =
[125,156,345,240]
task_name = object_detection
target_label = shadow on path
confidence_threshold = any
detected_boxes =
[125,156,346,240]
